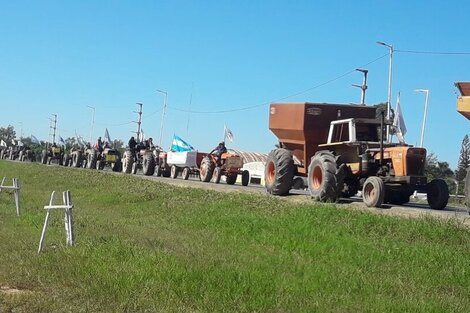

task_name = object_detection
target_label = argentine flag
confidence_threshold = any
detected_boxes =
[171,135,194,152]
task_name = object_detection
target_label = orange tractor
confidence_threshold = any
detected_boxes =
[199,150,250,186]
[265,102,449,209]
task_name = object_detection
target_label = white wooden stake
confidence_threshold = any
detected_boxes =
[0,177,21,216]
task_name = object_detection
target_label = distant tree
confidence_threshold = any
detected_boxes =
[0,125,16,144]
[455,135,470,181]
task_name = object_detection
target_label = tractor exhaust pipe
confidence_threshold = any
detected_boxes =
[380,110,384,166]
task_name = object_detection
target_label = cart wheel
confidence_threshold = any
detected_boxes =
[182,167,190,180]
[170,165,178,179]
[241,170,250,186]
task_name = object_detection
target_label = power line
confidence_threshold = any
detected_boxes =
[167,53,388,114]
[396,49,470,55]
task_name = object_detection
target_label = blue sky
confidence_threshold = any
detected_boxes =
[1,1,469,168]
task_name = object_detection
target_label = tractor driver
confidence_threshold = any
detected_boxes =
[95,137,103,153]
[210,141,227,165]
[128,136,137,161]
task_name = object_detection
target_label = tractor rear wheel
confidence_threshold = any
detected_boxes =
[212,167,221,184]
[226,173,237,185]
[155,164,162,177]
[427,179,449,210]
[265,148,294,196]
[122,151,134,174]
[72,151,82,167]
[41,150,47,164]
[96,160,102,170]
[63,154,70,166]
[200,157,214,182]
[87,152,97,169]
[362,176,385,207]
[142,153,156,176]
[182,167,190,180]
[308,151,342,202]
[18,151,24,162]
[112,161,122,172]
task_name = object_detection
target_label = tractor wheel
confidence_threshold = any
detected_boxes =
[18,151,24,162]
[182,167,190,180]
[241,170,250,186]
[132,162,138,175]
[142,153,156,176]
[427,179,449,210]
[362,176,385,208]
[307,151,342,202]
[72,151,82,167]
[47,157,52,165]
[226,173,237,185]
[112,161,122,172]
[87,152,97,169]
[63,154,70,166]
[0,150,3,159]
[155,165,162,177]
[212,167,221,184]
[265,148,295,196]
[96,160,102,170]
[200,156,214,182]
[122,151,134,174]
[170,165,179,179]
[41,150,48,164]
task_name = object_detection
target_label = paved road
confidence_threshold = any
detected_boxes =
[8,160,470,226]
[132,170,470,226]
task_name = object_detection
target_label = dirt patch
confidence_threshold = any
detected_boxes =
[1,285,31,296]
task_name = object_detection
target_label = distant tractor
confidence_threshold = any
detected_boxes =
[18,146,35,162]
[122,144,156,175]
[41,144,64,165]
[199,150,250,186]
[265,102,449,209]
[96,147,122,172]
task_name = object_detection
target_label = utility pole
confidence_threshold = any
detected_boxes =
[352,68,368,105]
[48,114,57,148]
[377,41,394,141]
[157,90,168,147]
[133,103,143,142]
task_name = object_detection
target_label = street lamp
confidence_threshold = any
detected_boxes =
[377,41,393,141]
[156,90,168,147]
[18,122,23,139]
[415,89,429,148]
[87,105,95,143]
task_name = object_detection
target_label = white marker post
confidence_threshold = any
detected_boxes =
[38,190,74,254]
[0,177,21,216]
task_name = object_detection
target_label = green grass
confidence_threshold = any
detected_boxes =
[0,160,469,312]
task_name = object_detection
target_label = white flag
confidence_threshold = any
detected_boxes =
[59,136,66,146]
[224,124,234,143]
[0,140,6,147]
[393,92,407,143]
[11,139,16,146]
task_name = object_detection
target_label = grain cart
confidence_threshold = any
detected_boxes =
[96,147,122,172]
[199,150,250,186]
[455,82,470,212]
[166,150,207,180]
[265,102,449,209]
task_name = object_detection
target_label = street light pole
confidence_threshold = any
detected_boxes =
[377,41,393,141]
[87,105,95,143]
[18,122,23,139]
[415,89,430,148]
[156,90,168,148]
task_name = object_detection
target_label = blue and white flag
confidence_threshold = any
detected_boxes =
[59,136,66,146]
[30,135,40,144]
[171,134,194,152]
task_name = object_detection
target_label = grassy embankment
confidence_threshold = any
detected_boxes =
[0,161,469,312]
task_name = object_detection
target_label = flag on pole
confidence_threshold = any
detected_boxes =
[75,131,86,146]
[17,140,23,147]
[11,139,16,146]
[59,136,66,146]
[30,135,40,144]
[224,124,234,143]
[171,134,194,152]
[0,139,6,147]
[104,128,112,144]
[393,92,407,143]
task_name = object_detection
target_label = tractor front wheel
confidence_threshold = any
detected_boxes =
[308,151,341,202]
[122,150,134,174]
[427,179,449,210]
[362,176,385,208]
